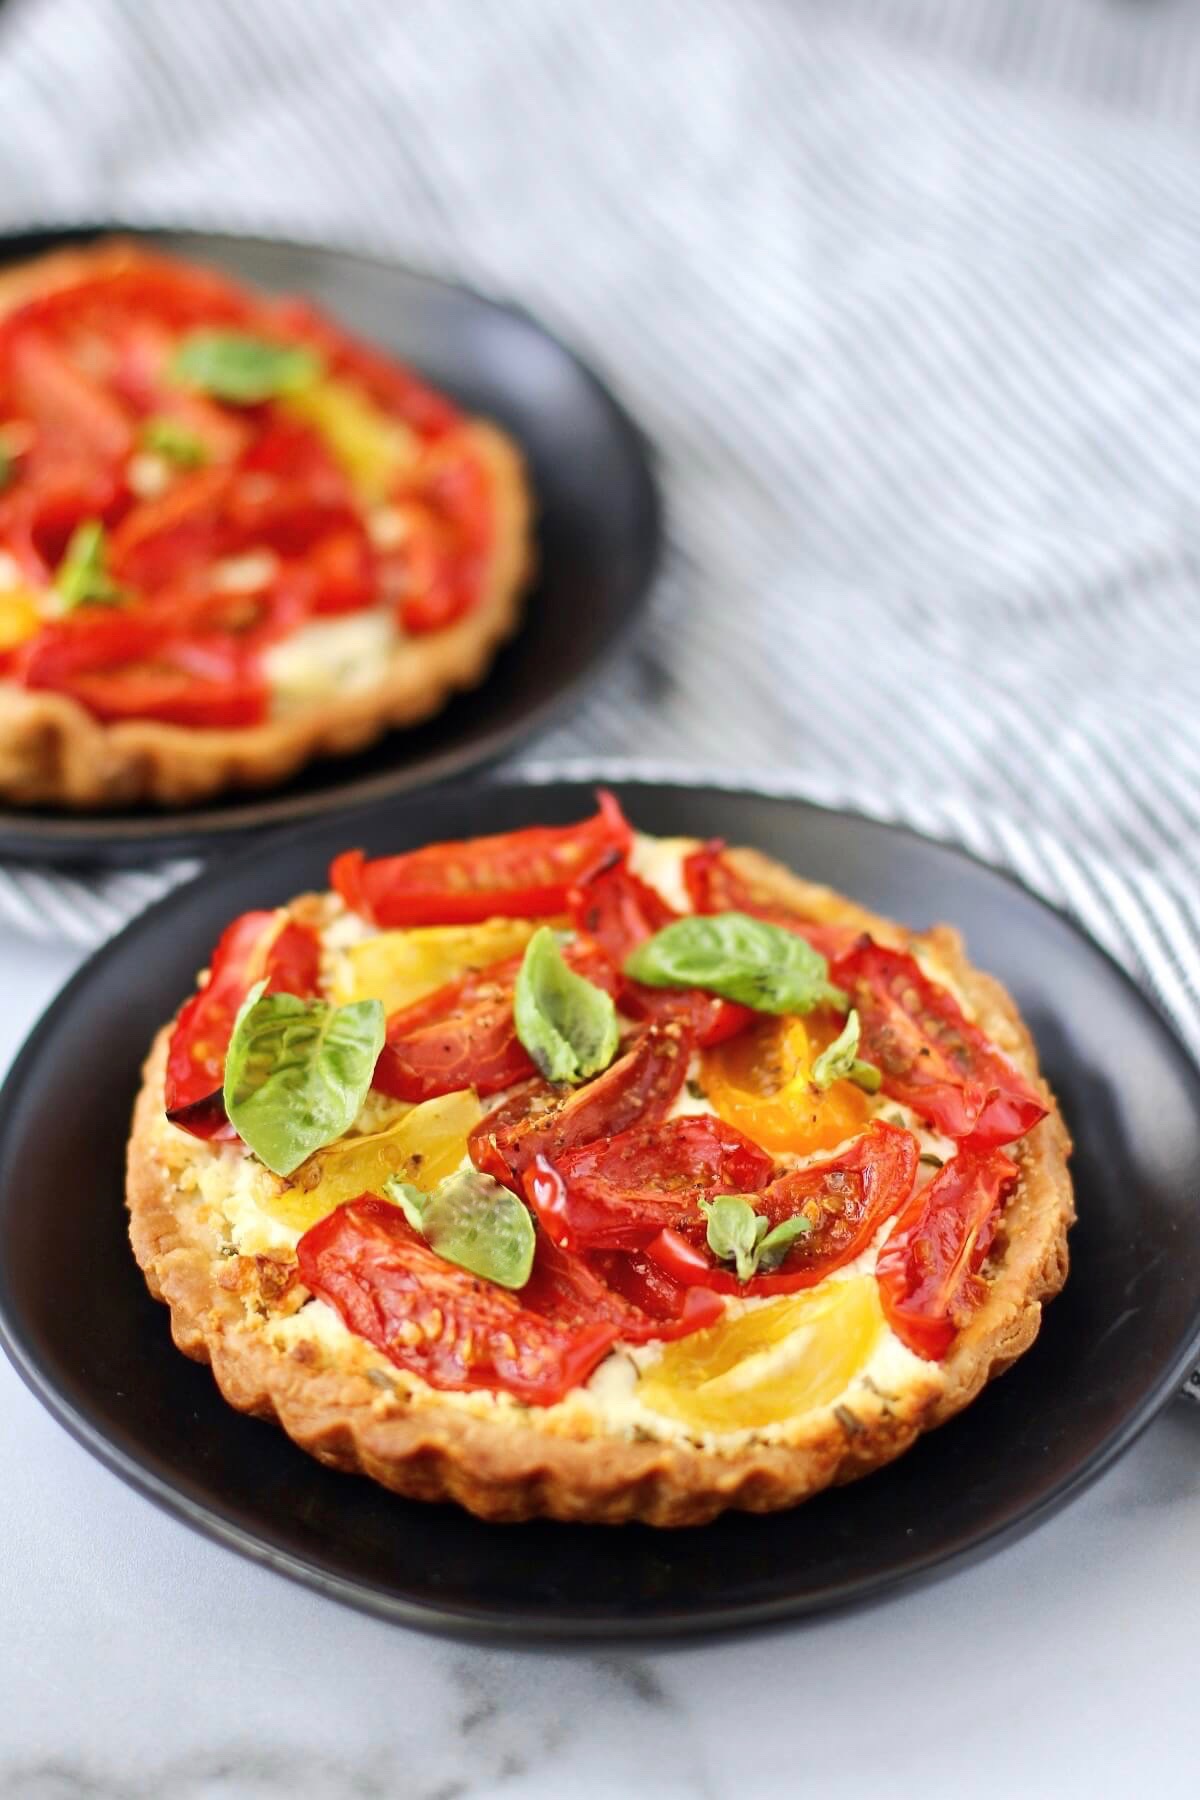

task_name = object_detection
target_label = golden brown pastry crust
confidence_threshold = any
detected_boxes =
[125,843,1073,1526]
[0,241,533,809]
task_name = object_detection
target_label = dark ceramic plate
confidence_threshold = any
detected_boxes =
[0,227,659,867]
[2,781,1199,1642]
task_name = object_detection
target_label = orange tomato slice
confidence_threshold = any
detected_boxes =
[701,1011,870,1156]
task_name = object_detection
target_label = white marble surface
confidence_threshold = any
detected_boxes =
[1,935,1198,1800]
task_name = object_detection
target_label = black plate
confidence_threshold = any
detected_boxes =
[0,228,660,866]
[2,780,1199,1642]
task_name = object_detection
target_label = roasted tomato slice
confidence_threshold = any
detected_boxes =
[469,1023,692,1189]
[524,1115,774,1252]
[568,852,752,1049]
[297,1196,619,1406]
[330,792,633,926]
[701,1010,872,1157]
[371,941,620,1104]
[520,1232,724,1345]
[646,1121,919,1297]
[876,1143,1018,1359]
[165,911,321,1134]
[832,940,1047,1146]
[5,330,135,463]
[682,840,861,962]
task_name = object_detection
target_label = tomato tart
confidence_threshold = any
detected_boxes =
[127,796,1073,1525]
[0,240,532,808]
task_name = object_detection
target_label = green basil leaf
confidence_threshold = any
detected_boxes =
[810,1007,881,1093]
[700,1194,767,1283]
[223,988,385,1176]
[172,331,323,404]
[513,925,619,1085]
[701,1193,814,1280]
[385,1168,536,1289]
[754,1214,814,1272]
[56,520,122,610]
[625,911,847,1016]
[382,1179,428,1233]
[140,415,210,467]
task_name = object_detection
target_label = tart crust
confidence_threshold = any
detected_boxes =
[0,241,533,809]
[126,845,1073,1526]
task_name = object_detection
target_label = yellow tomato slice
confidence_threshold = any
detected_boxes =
[332,919,539,1014]
[282,378,418,501]
[262,1088,483,1234]
[0,589,43,651]
[702,1011,870,1155]
[637,1277,884,1431]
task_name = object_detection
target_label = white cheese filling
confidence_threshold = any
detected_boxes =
[262,607,400,711]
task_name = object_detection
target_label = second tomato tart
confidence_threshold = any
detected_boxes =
[127,796,1073,1526]
[0,240,532,808]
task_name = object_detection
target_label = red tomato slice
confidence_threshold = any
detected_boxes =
[568,852,752,1049]
[524,1115,774,1252]
[306,527,375,615]
[645,1121,919,1297]
[876,1143,1018,1359]
[520,1232,725,1346]
[165,912,321,1135]
[371,941,621,1104]
[5,330,134,463]
[469,1023,692,1188]
[108,465,234,590]
[297,1196,619,1406]
[59,657,267,728]
[832,940,1047,1146]
[582,1247,726,1336]
[331,792,633,926]
[683,840,861,963]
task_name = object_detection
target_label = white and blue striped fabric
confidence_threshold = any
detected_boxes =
[1,0,1199,1408]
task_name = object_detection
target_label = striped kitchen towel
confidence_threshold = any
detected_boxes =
[0,0,1198,1409]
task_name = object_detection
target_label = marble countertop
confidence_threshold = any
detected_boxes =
[1,934,1197,1800]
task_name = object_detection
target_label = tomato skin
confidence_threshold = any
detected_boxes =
[469,1023,692,1189]
[298,1196,620,1406]
[262,296,462,438]
[5,330,134,463]
[567,852,753,1049]
[371,941,621,1104]
[644,1122,919,1297]
[682,840,861,963]
[332,793,633,927]
[522,1232,725,1344]
[524,1115,774,1252]
[876,1143,1018,1359]
[165,912,321,1134]
[832,940,1047,1146]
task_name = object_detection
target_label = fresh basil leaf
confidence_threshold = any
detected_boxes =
[701,1193,814,1280]
[514,925,619,1085]
[383,1178,428,1233]
[754,1214,814,1272]
[223,988,385,1177]
[140,415,209,467]
[625,911,847,1016]
[384,1169,535,1289]
[700,1194,768,1283]
[172,331,323,404]
[56,521,122,609]
[810,1007,882,1093]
